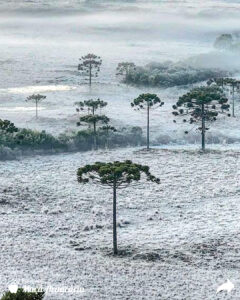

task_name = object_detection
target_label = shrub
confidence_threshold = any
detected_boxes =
[0,128,66,150]
[1,288,45,300]
[0,122,144,160]
[124,61,229,87]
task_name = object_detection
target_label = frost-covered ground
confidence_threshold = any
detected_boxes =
[0,147,240,299]
[1,0,240,299]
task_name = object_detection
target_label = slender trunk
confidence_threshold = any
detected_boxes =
[232,85,235,117]
[36,101,38,119]
[147,103,150,150]
[89,63,92,86]
[93,121,97,150]
[87,108,91,129]
[201,102,205,151]
[113,179,117,255]
[106,131,109,149]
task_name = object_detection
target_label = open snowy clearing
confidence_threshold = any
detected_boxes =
[0,147,240,299]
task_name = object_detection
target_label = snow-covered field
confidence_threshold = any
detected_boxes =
[1,0,240,299]
[0,147,240,299]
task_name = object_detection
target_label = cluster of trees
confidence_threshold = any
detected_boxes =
[0,119,144,160]
[207,77,240,117]
[0,54,237,258]
[76,85,232,255]
[77,54,229,88]
[11,84,235,155]
[0,120,65,151]
[123,62,229,87]
[1,288,44,300]
[129,86,232,152]
[75,99,117,150]
[214,33,240,52]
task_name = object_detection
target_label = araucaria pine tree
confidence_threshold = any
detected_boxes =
[116,62,136,83]
[26,94,46,119]
[208,77,240,117]
[77,160,160,255]
[172,86,230,151]
[75,99,107,116]
[78,54,102,86]
[99,125,117,148]
[131,93,164,150]
[77,115,109,149]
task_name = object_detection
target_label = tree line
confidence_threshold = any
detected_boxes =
[24,85,236,152]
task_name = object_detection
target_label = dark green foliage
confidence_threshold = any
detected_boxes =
[78,54,102,85]
[78,115,110,149]
[76,99,110,149]
[173,86,230,123]
[78,115,109,128]
[124,61,229,87]
[75,99,107,115]
[0,120,144,159]
[77,160,160,186]
[99,125,117,133]
[131,93,164,109]
[1,288,44,300]
[208,77,240,88]
[26,94,46,103]
[77,160,160,254]
[70,127,143,150]
[131,93,164,150]
[208,77,240,117]
[0,119,18,133]
[15,129,65,149]
[172,86,230,150]
[116,62,136,81]
[0,127,65,150]
[26,94,46,118]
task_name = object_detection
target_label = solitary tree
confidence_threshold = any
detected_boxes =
[172,86,230,151]
[131,93,164,150]
[77,160,160,254]
[75,99,107,116]
[78,54,102,86]
[77,114,109,149]
[116,62,136,83]
[99,125,117,148]
[26,94,46,119]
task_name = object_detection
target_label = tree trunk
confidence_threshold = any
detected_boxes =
[232,85,235,117]
[147,104,150,150]
[106,131,109,149]
[93,121,97,150]
[201,102,205,151]
[113,179,117,255]
[36,101,38,119]
[89,63,92,86]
